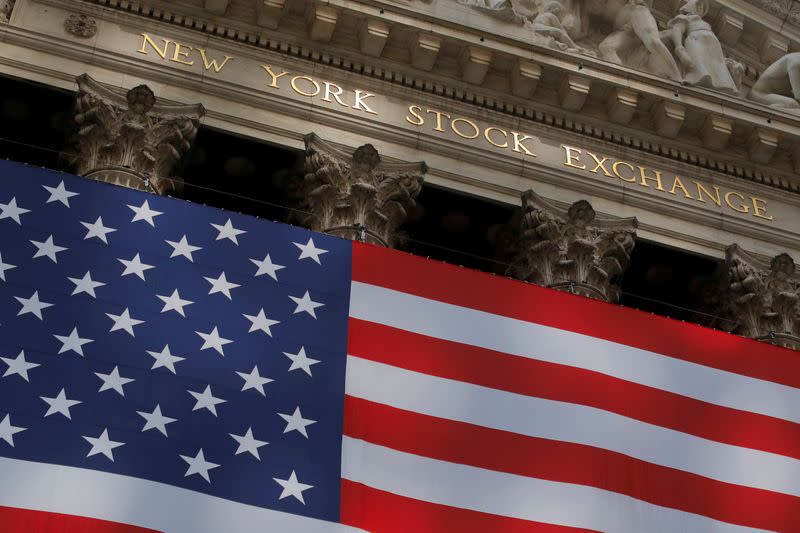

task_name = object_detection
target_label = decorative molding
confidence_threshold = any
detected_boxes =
[64,13,97,38]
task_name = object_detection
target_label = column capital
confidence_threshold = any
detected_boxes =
[725,244,800,349]
[72,74,205,194]
[301,133,426,247]
[509,190,638,302]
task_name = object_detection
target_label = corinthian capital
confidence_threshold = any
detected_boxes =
[71,74,205,195]
[508,190,638,302]
[725,245,800,349]
[301,133,426,247]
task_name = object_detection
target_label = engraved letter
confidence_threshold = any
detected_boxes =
[196,48,234,73]
[562,146,586,169]
[668,176,694,199]
[724,191,750,214]
[426,110,451,132]
[261,65,289,88]
[322,82,349,107]
[406,105,425,126]
[352,90,378,115]
[451,118,480,139]
[483,127,508,148]
[750,197,773,220]
[638,167,666,191]
[694,182,722,206]
[170,42,195,66]
[512,132,536,156]
[612,161,637,182]
[588,153,613,177]
[138,33,171,59]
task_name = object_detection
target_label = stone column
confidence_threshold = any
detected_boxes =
[508,190,638,302]
[725,244,799,349]
[300,133,426,247]
[71,74,205,195]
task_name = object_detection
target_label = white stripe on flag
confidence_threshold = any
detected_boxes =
[341,436,769,533]
[0,457,359,532]
[345,355,800,498]
[350,281,800,425]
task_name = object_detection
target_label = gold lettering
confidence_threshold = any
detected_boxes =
[562,146,585,169]
[290,75,320,97]
[352,90,377,115]
[322,82,348,107]
[724,191,750,214]
[694,182,722,206]
[261,65,289,88]
[512,132,536,156]
[426,110,450,132]
[668,176,694,199]
[138,33,171,59]
[612,161,636,182]
[451,118,480,139]
[483,127,508,148]
[196,48,234,73]
[638,166,666,191]
[405,105,424,126]
[751,197,773,220]
[170,42,194,66]
[587,153,612,177]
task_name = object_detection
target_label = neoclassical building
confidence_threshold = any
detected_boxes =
[0,0,798,347]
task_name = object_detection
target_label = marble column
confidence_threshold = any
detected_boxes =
[300,133,426,247]
[725,244,799,349]
[508,190,638,302]
[71,74,205,195]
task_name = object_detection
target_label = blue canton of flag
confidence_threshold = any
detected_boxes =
[0,160,352,523]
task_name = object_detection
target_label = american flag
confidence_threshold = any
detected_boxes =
[0,159,798,532]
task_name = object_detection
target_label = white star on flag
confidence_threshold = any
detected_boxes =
[0,252,16,281]
[211,218,246,244]
[230,427,268,460]
[53,327,93,356]
[278,406,316,438]
[293,237,328,264]
[165,235,201,262]
[41,388,81,419]
[42,181,78,207]
[128,200,163,226]
[30,235,67,263]
[289,291,324,318]
[243,309,279,336]
[95,366,135,397]
[188,385,226,416]
[106,308,144,336]
[236,365,274,396]
[0,414,26,447]
[137,404,177,437]
[0,197,30,225]
[68,271,105,298]
[283,347,321,377]
[273,470,313,504]
[15,291,53,320]
[180,449,219,483]
[83,429,125,461]
[146,345,185,374]
[204,272,240,300]
[81,216,117,243]
[196,327,232,356]
[1,350,39,382]
[250,253,284,280]
[157,289,194,317]
[118,253,155,280]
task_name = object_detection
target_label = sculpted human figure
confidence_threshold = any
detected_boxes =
[666,0,737,93]
[750,53,800,112]
[531,1,581,52]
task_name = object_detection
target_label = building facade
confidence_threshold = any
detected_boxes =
[0,0,798,346]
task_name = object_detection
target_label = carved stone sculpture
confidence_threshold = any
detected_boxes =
[71,74,205,195]
[725,245,799,349]
[300,133,427,247]
[1,0,14,22]
[508,190,638,302]
[666,0,738,93]
[750,53,800,112]
[65,14,98,38]
[530,1,582,53]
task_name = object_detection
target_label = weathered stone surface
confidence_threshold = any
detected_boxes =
[300,133,426,247]
[71,74,204,195]
[725,244,800,349]
[0,0,14,22]
[508,190,638,302]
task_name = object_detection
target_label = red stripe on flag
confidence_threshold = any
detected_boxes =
[0,506,159,533]
[348,317,800,460]
[340,479,597,533]
[352,242,800,389]
[343,396,800,532]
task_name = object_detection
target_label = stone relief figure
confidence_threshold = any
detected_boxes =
[0,0,14,22]
[530,1,582,53]
[749,53,800,112]
[665,0,738,93]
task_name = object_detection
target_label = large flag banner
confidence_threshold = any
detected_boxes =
[0,159,798,532]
